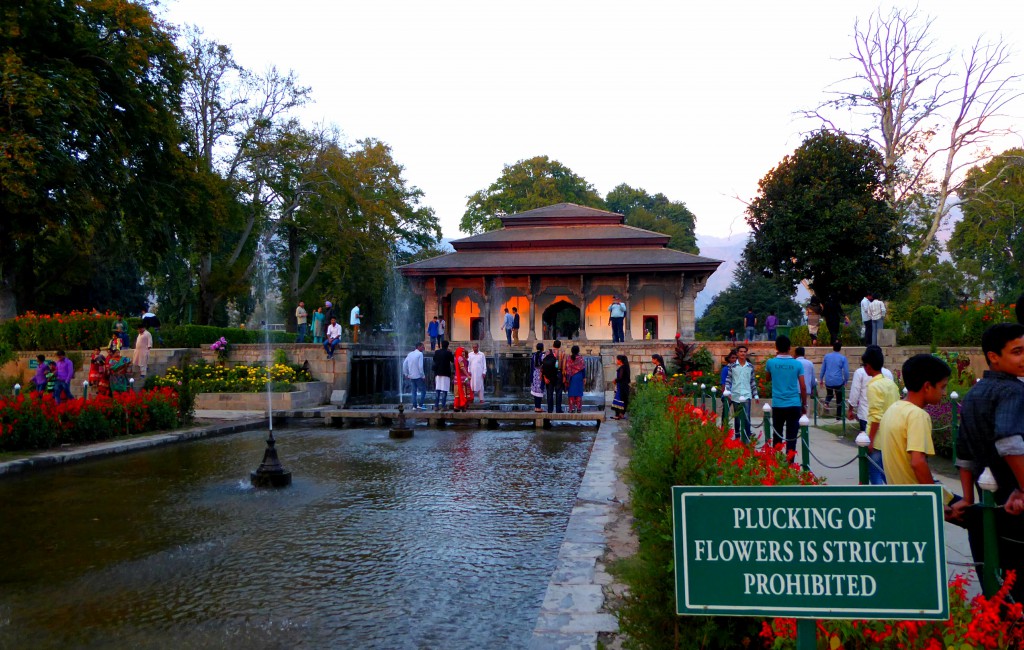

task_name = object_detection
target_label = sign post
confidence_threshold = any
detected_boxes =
[672,485,948,646]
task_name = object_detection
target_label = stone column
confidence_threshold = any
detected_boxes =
[624,273,634,342]
[579,275,590,342]
[678,273,708,340]
[483,277,494,341]
[528,275,539,343]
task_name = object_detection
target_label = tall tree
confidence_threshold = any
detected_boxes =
[459,155,604,234]
[805,7,1023,263]
[697,252,801,338]
[0,0,186,317]
[605,184,699,253]
[178,28,310,324]
[745,131,907,309]
[949,148,1024,301]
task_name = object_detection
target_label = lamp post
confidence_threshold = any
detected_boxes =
[710,386,717,416]
[950,391,960,464]
[855,431,871,485]
[978,467,1001,597]
[13,383,21,396]
[82,380,89,400]
[129,378,135,392]
[799,414,810,472]
[700,383,707,410]
[762,403,772,448]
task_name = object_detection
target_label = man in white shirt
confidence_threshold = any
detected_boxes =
[860,291,873,345]
[608,296,627,343]
[295,301,308,343]
[349,304,362,344]
[868,295,886,346]
[403,342,426,410]
[468,343,487,405]
[324,317,342,359]
[134,325,152,380]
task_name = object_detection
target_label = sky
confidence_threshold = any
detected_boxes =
[159,0,1024,246]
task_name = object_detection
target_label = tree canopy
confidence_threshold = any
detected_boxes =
[745,131,908,305]
[0,0,186,316]
[605,184,698,254]
[949,148,1024,302]
[459,155,605,234]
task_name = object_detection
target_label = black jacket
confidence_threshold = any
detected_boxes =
[433,348,455,378]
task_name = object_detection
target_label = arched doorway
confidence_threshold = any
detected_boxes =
[542,300,580,340]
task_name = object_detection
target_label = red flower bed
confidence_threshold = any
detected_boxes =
[761,572,1024,648]
[0,310,123,351]
[0,388,179,451]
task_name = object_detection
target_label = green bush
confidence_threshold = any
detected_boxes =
[931,310,965,347]
[908,306,941,345]
[788,322,861,348]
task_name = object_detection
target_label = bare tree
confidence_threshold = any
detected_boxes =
[804,7,1024,264]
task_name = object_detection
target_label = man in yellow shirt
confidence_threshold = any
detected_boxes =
[877,354,951,501]
[864,345,900,484]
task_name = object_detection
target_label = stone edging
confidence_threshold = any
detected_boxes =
[531,418,620,648]
[0,419,268,477]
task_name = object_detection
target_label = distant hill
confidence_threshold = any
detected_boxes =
[694,233,747,317]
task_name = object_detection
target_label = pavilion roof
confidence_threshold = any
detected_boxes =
[399,202,722,277]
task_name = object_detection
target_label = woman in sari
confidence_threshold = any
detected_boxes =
[650,354,668,382]
[563,345,586,413]
[88,348,109,398]
[453,346,473,412]
[611,354,631,420]
[108,349,132,393]
[530,342,545,413]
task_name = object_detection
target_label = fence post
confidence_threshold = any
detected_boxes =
[721,390,731,432]
[710,387,717,416]
[700,384,707,410]
[812,389,818,427]
[950,391,960,465]
[82,380,89,400]
[978,467,1001,597]
[856,431,870,485]
[839,385,846,437]
[13,383,20,397]
[692,382,698,408]
[762,403,772,448]
[799,414,810,472]
[129,378,135,393]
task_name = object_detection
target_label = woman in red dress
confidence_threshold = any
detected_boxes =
[89,348,110,398]
[453,346,473,412]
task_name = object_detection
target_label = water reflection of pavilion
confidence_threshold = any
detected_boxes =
[399,203,722,342]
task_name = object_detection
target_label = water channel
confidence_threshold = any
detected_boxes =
[0,426,596,648]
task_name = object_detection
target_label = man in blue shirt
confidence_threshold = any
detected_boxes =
[744,308,757,342]
[765,335,806,453]
[820,341,850,421]
[795,346,816,406]
[608,296,627,343]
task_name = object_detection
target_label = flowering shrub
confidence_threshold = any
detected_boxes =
[930,301,1016,346]
[151,361,313,394]
[760,572,1024,649]
[0,310,123,352]
[210,336,230,362]
[0,388,179,451]
[617,381,821,649]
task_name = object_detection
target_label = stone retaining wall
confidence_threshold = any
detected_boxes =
[194,382,331,411]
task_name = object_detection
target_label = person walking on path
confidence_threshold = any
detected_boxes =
[437,316,446,342]
[954,323,1024,604]
[350,303,362,344]
[512,307,521,344]
[863,345,899,485]
[468,343,487,405]
[877,354,954,502]
[502,308,515,346]
[611,355,631,419]
[744,308,757,342]
[403,342,427,410]
[765,335,805,454]
[563,345,586,413]
[427,317,440,350]
[823,296,843,345]
[847,358,893,441]
[295,301,308,343]
[54,350,75,404]
[432,340,455,410]
[530,342,545,412]
[312,307,325,344]
[806,299,821,346]
[765,311,778,341]
[868,294,886,345]
[725,346,759,443]
[608,296,627,343]
[134,325,152,381]
[32,354,48,393]
[820,341,850,420]
[860,291,874,346]
[324,317,342,359]
[795,347,816,408]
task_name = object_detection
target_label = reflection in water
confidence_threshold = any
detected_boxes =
[0,427,595,649]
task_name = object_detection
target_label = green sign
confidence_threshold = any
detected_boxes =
[672,485,948,620]
[29,359,39,369]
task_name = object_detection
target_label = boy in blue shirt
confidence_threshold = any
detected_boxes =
[820,341,850,421]
[765,335,806,453]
